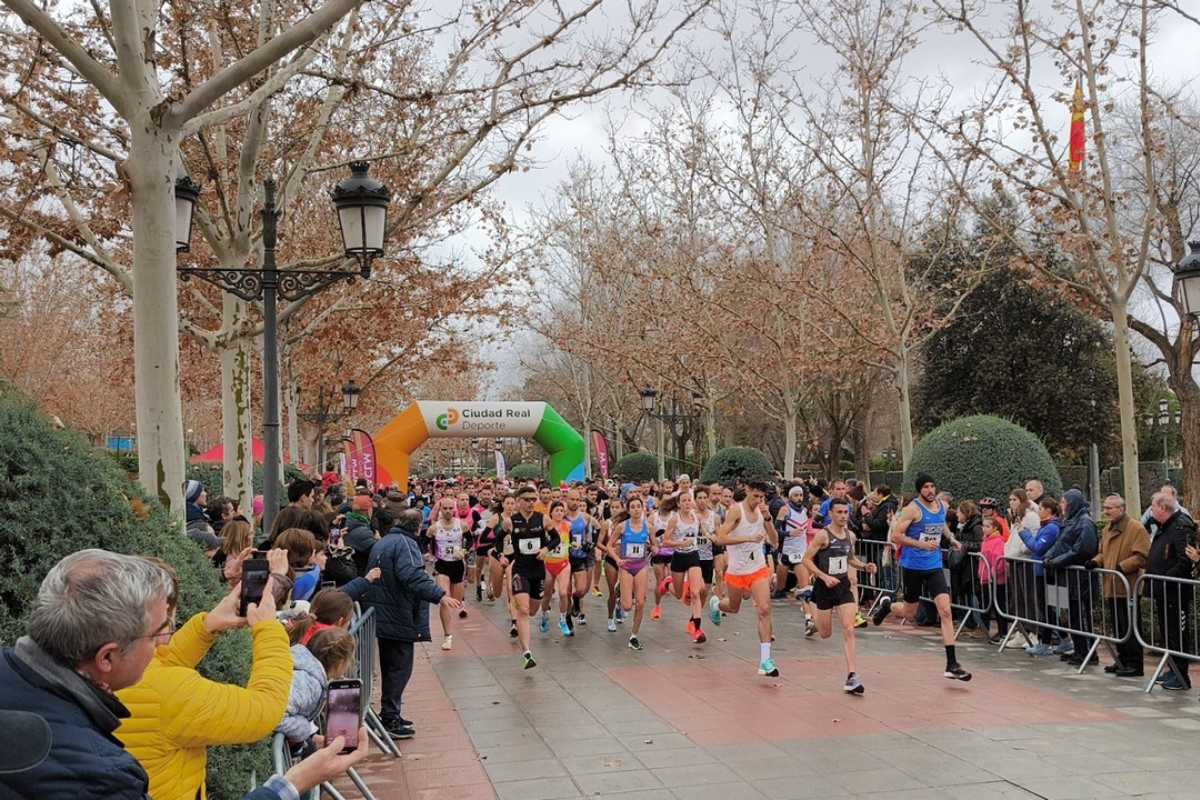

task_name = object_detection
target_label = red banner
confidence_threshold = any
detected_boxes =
[346,429,377,488]
[591,430,610,478]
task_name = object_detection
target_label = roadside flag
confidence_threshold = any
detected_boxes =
[1069,78,1085,173]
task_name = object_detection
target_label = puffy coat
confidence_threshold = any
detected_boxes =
[116,612,292,800]
[277,645,327,742]
[0,639,148,800]
[1019,519,1060,577]
[344,514,376,577]
[1146,509,1197,579]
[343,526,445,642]
[1045,489,1098,569]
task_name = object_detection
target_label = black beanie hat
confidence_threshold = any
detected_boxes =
[914,473,935,494]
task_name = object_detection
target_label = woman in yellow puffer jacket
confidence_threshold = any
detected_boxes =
[117,553,293,800]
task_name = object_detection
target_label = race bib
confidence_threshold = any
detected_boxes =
[552,541,568,558]
[828,555,848,576]
[625,542,645,559]
[920,531,941,544]
[443,545,462,560]
[518,537,541,555]
[697,535,710,549]
[503,541,514,556]
[571,534,584,550]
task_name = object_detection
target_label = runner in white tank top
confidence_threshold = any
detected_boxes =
[707,482,781,677]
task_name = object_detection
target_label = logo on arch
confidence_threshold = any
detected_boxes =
[435,408,460,431]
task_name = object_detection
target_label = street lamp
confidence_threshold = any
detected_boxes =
[175,164,391,532]
[640,386,658,413]
[342,381,361,411]
[639,386,664,481]
[1173,241,1200,318]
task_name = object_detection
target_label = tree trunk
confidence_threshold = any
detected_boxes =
[705,404,717,464]
[782,410,797,480]
[612,415,625,460]
[895,349,915,470]
[220,309,254,514]
[852,423,871,491]
[583,410,592,479]
[129,128,186,520]
[1112,304,1142,515]
[1178,384,1200,515]
[285,358,300,468]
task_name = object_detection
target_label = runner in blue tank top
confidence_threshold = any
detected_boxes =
[871,473,972,681]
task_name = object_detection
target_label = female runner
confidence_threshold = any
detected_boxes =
[608,496,657,650]
[662,491,707,643]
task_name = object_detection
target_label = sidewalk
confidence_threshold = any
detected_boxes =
[344,592,1200,799]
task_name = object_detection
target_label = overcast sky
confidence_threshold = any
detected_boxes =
[459,1,1200,397]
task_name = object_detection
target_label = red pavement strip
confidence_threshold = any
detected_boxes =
[608,652,1125,748]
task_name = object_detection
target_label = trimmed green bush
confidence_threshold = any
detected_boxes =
[0,386,263,799]
[510,463,542,481]
[903,415,1063,503]
[699,446,775,485]
[612,451,659,482]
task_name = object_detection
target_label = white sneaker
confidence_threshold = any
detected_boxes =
[441,635,453,651]
[607,618,617,632]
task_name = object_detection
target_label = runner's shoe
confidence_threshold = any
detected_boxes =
[592,585,603,597]
[692,629,707,644]
[475,583,483,602]
[805,618,816,638]
[509,620,518,638]
[854,612,868,629]
[539,613,550,634]
[628,636,643,651]
[651,605,662,621]
[658,575,673,595]
[844,672,865,695]
[459,608,469,619]
[616,607,626,623]
[441,635,453,651]
[944,663,972,681]
[522,650,536,670]
[871,597,892,627]
[686,619,697,637]
[607,618,617,632]
[577,613,587,626]
[758,658,779,677]
[708,595,722,626]
[559,618,573,637]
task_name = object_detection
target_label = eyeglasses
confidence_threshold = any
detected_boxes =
[137,617,177,643]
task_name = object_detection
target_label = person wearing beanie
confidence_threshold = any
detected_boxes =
[344,494,377,577]
[184,480,221,554]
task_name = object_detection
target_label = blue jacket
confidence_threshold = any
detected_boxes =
[1045,489,1098,569]
[1019,519,1060,576]
[343,526,445,642]
[0,639,148,800]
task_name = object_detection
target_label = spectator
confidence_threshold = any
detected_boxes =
[979,498,1010,541]
[277,528,324,604]
[0,549,357,800]
[277,628,356,747]
[288,479,316,510]
[1044,488,1099,666]
[864,485,898,542]
[342,509,462,740]
[952,501,984,634]
[1090,494,1149,677]
[206,495,235,536]
[978,514,1009,644]
[1145,490,1197,690]
[1020,498,1061,656]
[115,551,293,800]
[215,519,254,576]
[1024,479,1044,505]
[287,589,357,647]
[344,495,378,577]
[184,480,220,554]
[1141,483,1192,534]
[265,506,328,550]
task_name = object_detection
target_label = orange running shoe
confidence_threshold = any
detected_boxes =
[692,629,707,644]
[651,605,662,621]
[657,575,673,595]
[686,619,696,636]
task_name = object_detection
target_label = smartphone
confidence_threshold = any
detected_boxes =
[320,580,336,590]
[239,557,270,616]
[324,678,362,753]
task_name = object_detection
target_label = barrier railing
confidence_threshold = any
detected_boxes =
[995,556,1134,674]
[1133,572,1200,694]
[271,731,346,800]
[349,604,401,759]
[854,539,895,616]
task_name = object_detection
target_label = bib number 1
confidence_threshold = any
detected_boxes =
[828,555,848,576]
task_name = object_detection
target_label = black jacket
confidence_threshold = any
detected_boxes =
[864,496,897,542]
[344,514,376,577]
[0,639,148,800]
[1146,509,1196,579]
[1045,489,1099,568]
[343,526,445,642]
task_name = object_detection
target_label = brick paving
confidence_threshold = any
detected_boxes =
[342,589,1200,799]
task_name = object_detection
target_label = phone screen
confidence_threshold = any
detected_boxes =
[239,558,270,616]
[325,682,361,752]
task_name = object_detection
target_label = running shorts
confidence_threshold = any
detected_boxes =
[604,555,619,570]
[545,560,569,579]
[569,555,591,574]
[724,565,771,593]
[902,568,949,603]
[511,571,545,601]
[813,577,855,610]
[651,553,672,565]
[434,559,465,583]
[670,551,700,573]
[700,559,714,586]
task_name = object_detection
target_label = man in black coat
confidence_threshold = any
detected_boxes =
[344,509,462,740]
[1146,491,1198,690]
[1044,488,1100,665]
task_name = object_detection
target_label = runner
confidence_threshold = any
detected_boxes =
[538,500,574,637]
[650,494,675,620]
[776,485,818,637]
[587,485,607,597]
[662,491,707,643]
[803,496,878,694]
[501,485,560,669]
[430,497,468,651]
[599,498,627,631]
[608,495,656,650]
[566,489,600,627]
[872,474,972,681]
[708,481,780,676]
[490,494,521,638]
[695,487,716,606]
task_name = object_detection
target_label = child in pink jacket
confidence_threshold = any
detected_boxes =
[979,515,1009,643]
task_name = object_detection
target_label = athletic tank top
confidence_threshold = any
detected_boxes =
[899,499,946,571]
[433,519,465,561]
[621,519,650,561]
[780,504,810,557]
[672,512,699,553]
[546,519,570,562]
[568,514,590,558]
[652,511,673,556]
[697,511,715,560]
[726,502,765,575]
[816,528,854,581]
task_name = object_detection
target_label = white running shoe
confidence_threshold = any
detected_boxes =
[607,618,617,632]
[441,635,453,651]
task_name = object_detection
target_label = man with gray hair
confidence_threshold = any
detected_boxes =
[0,549,371,799]
[1146,491,1198,690]
[1090,495,1150,677]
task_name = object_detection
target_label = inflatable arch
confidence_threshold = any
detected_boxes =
[375,401,586,490]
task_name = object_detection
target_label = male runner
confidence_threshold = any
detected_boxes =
[776,485,817,636]
[708,481,780,676]
[872,474,972,681]
[430,498,468,650]
[804,497,877,694]
[501,486,560,669]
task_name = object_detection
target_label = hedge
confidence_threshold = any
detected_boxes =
[699,446,774,485]
[612,451,659,482]
[903,414,1063,503]
[509,463,542,481]
[0,386,263,798]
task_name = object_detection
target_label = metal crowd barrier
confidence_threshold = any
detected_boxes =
[854,539,896,616]
[995,556,1134,674]
[1133,572,1200,694]
[271,731,349,800]
[349,604,401,758]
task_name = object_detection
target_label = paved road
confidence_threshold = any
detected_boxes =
[342,589,1200,799]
